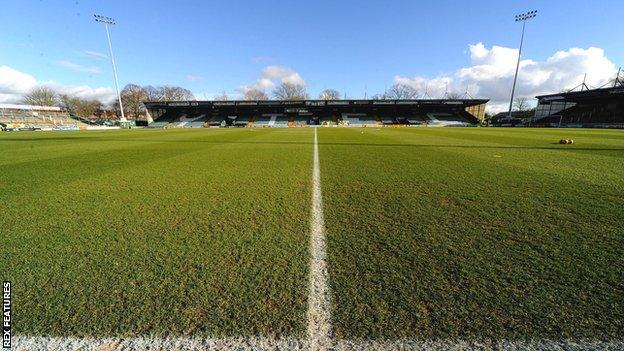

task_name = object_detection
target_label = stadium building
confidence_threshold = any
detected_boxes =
[0,103,85,131]
[532,77,624,128]
[143,99,488,128]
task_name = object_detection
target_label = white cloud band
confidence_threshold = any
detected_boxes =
[395,43,618,112]
[0,65,116,104]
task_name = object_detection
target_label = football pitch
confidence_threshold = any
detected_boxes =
[1,127,623,350]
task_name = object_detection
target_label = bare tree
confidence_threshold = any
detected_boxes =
[273,82,308,100]
[158,86,194,101]
[144,85,161,101]
[386,83,419,99]
[371,92,389,100]
[120,84,149,119]
[59,94,78,114]
[143,85,194,101]
[22,86,58,106]
[243,88,269,101]
[58,94,103,117]
[616,70,624,87]
[75,99,103,117]
[318,89,341,100]
[513,97,529,111]
[213,91,229,101]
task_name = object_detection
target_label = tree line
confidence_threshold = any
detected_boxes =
[20,81,474,119]
[20,84,194,119]
[224,82,422,101]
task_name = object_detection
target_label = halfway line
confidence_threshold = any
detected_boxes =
[306,127,334,351]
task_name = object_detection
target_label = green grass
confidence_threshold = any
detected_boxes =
[1,127,623,343]
[319,127,624,340]
[0,128,313,337]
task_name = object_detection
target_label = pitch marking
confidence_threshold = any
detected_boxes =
[306,127,334,351]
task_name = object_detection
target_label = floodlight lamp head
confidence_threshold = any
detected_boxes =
[94,14,116,25]
[514,10,538,22]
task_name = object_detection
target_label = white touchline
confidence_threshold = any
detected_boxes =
[12,336,305,351]
[306,127,334,351]
[13,335,624,351]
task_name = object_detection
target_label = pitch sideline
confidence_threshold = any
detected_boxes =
[13,335,624,351]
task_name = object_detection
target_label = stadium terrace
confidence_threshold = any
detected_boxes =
[533,85,624,128]
[143,99,488,128]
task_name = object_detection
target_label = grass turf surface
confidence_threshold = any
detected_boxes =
[319,127,624,340]
[1,127,623,343]
[1,128,312,337]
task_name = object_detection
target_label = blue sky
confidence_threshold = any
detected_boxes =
[1,0,622,109]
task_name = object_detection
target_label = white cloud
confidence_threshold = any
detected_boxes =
[56,60,101,74]
[394,76,453,98]
[0,66,38,96]
[186,74,205,82]
[238,65,306,94]
[0,65,116,104]
[262,66,306,86]
[82,50,108,60]
[51,83,116,104]
[395,43,618,112]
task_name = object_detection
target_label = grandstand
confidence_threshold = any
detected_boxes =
[273,114,290,127]
[0,104,86,130]
[207,116,226,127]
[291,115,309,127]
[253,115,272,127]
[176,113,207,128]
[144,99,487,128]
[425,112,473,126]
[233,116,249,127]
[340,113,378,126]
[319,115,337,126]
[532,73,624,128]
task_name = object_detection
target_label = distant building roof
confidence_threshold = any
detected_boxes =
[492,110,534,120]
[144,99,488,108]
[536,85,624,102]
[0,103,62,112]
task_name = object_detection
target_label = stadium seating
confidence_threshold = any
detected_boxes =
[234,116,249,127]
[207,116,226,127]
[425,113,471,126]
[149,112,208,128]
[143,109,474,129]
[339,113,378,126]
[291,116,309,126]
[0,105,85,130]
[357,115,379,125]
[381,116,396,125]
[533,103,624,128]
[407,118,425,125]
[251,114,289,127]
[254,116,271,127]
[320,116,336,126]
[183,121,205,128]
[274,115,289,127]
[148,121,169,128]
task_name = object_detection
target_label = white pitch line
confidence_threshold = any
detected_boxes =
[13,336,624,351]
[333,338,624,351]
[11,336,304,351]
[306,127,334,351]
